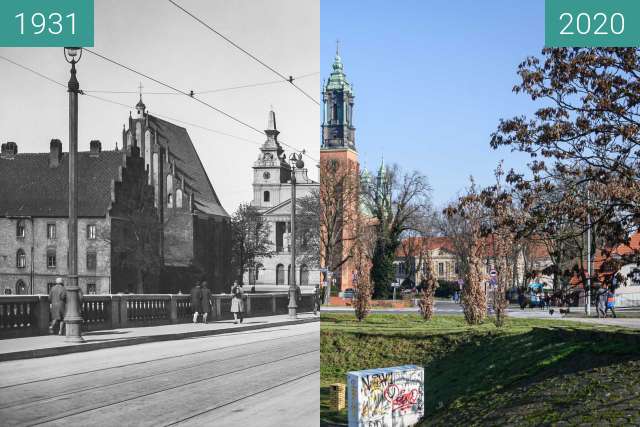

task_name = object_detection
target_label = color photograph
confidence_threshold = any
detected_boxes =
[319,1,640,426]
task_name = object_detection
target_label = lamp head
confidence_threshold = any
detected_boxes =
[64,47,83,64]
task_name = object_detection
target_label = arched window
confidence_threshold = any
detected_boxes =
[332,103,338,121]
[144,130,151,183]
[276,264,285,285]
[176,189,183,208]
[16,249,26,268]
[264,191,270,202]
[15,280,27,295]
[135,123,142,148]
[255,263,263,282]
[167,174,173,207]
[16,220,25,238]
[152,152,159,207]
[300,264,309,286]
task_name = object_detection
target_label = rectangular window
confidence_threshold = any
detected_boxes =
[47,223,56,239]
[438,263,445,276]
[47,253,56,268]
[87,224,96,240]
[86,252,97,270]
[87,283,97,294]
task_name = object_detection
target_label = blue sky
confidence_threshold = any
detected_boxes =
[321,0,545,207]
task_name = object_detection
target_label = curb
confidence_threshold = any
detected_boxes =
[0,317,320,362]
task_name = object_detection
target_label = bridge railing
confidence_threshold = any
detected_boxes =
[0,292,314,338]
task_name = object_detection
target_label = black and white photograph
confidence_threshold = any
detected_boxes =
[0,1,320,426]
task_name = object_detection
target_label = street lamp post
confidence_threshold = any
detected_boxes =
[63,47,84,343]
[288,152,305,319]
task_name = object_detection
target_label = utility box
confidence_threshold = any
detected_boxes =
[347,365,424,427]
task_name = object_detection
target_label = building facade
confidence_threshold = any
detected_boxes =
[0,99,231,295]
[245,110,319,289]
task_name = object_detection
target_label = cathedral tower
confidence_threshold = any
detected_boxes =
[320,44,360,291]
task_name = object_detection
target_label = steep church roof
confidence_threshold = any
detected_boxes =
[0,148,126,217]
[146,115,228,218]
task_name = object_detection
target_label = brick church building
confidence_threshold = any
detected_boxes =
[0,98,231,295]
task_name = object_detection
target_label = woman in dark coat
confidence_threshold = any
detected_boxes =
[190,281,202,323]
[200,281,212,323]
[49,277,67,335]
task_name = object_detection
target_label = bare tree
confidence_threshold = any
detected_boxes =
[445,179,488,325]
[319,157,360,282]
[361,164,432,298]
[296,189,320,268]
[230,203,273,284]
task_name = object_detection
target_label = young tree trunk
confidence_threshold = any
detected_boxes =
[462,240,487,325]
[418,251,438,320]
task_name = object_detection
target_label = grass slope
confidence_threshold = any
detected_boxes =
[320,313,640,426]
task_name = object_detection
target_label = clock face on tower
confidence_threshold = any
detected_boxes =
[263,172,271,180]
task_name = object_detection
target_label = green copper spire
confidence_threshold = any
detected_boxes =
[325,40,352,94]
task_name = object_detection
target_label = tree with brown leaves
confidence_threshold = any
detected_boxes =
[445,180,488,325]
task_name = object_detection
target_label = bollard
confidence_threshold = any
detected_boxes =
[330,383,346,411]
[36,295,50,333]
[169,295,178,324]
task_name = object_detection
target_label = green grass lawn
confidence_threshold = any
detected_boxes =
[321,313,640,426]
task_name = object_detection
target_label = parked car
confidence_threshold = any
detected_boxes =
[341,288,355,299]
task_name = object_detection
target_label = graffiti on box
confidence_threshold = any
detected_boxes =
[348,366,424,427]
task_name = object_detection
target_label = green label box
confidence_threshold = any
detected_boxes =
[546,0,640,47]
[0,0,94,47]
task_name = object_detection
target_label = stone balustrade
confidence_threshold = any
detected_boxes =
[0,292,315,338]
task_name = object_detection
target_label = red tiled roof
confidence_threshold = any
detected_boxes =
[396,236,454,257]
[0,150,126,217]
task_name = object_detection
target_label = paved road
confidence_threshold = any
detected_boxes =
[0,322,319,427]
[323,301,640,329]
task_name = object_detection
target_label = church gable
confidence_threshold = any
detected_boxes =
[262,199,293,216]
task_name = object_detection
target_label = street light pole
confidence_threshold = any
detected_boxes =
[64,47,84,343]
[288,152,305,319]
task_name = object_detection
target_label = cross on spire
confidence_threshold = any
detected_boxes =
[336,39,340,56]
[138,82,144,101]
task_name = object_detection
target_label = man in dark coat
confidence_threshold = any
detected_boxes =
[190,281,202,323]
[49,277,67,335]
[200,281,212,323]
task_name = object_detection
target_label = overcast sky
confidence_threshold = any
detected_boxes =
[0,0,319,212]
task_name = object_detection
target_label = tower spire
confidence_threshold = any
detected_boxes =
[136,82,146,116]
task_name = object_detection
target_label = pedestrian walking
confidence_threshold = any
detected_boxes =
[596,285,607,318]
[230,280,244,324]
[190,281,202,323]
[313,284,321,315]
[200,281,212,323]
[606,287,617,318]
[48,277,67,335]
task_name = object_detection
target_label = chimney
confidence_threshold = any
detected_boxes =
[49,139,62,167]
[1,141,18,159]
[89,140,102,156]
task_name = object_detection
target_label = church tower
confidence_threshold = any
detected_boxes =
[322,43,356,150]
[252,109,291,210]
[320,43,360,291]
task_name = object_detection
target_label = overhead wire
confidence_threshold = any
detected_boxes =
[81,71,318,96]
[167,0,320,105]
[83,48,318,162]
[0,54,318,163]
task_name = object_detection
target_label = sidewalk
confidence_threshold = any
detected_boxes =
[0,313,319,362]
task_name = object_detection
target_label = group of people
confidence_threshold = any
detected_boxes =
[190,280,247,325]
[596,284,617,318]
